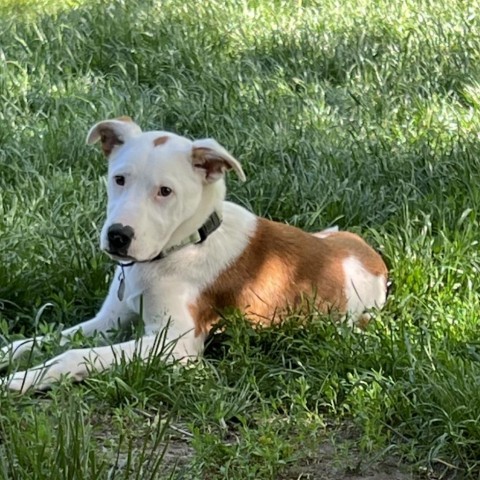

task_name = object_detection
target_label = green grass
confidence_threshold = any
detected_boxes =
[1,0,480,478]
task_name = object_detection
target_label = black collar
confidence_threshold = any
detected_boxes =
[116,210,222,268]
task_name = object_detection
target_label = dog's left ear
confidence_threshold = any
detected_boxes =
[86,117,142,157]
[192,139,246,183]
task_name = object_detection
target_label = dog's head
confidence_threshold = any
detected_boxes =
[87,117,246,262]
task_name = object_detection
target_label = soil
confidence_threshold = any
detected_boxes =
[92,413,447,479]
[160,426,424,480]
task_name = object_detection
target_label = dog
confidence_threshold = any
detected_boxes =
[1,117,388,392]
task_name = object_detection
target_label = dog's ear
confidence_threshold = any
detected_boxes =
[86,117,142,157]
[192,139,246,183]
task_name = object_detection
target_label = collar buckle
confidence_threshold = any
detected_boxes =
[196,210,221,244]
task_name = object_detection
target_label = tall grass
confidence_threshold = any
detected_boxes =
[1,0,480,478]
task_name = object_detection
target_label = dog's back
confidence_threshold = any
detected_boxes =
[191,218,388,334]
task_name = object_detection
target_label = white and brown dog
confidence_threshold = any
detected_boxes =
[1,117,388,392]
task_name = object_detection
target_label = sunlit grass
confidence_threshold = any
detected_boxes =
[1,0,480,478]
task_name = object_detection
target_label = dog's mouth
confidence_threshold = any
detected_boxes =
[105,250,137,262]
[105,250,161,264]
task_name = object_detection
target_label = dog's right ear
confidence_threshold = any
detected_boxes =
[86,117,142,157]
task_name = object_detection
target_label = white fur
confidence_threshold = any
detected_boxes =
[343,256,387,324]
[1,119,384,393]
[312,226,339,239]
[0,119,257,392]
[2,203,257,392]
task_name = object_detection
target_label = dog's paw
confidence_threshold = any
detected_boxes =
[2,369,42,393]
[2,363,61,393]
[2,350,88,394]
[0,339,36,370]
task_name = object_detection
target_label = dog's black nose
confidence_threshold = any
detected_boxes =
[107,224,135,255]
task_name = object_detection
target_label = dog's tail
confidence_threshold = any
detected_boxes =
[312,226,339,239]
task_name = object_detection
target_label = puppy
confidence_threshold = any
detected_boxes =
[1,117,388,392]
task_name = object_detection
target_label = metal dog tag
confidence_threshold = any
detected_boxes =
[117,268,126,301]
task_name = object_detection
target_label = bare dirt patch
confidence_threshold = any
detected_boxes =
[280,440,418,480]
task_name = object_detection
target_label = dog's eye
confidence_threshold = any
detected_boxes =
[159,186,172,197]
[114,176,125,186]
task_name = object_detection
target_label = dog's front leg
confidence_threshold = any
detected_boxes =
[141,282,206,362]
[4,324,202,393]
[4,281,205,392]
[0,270,135,369]
[3,335,160,393]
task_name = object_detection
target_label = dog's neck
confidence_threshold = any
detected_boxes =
[164,181,226,251]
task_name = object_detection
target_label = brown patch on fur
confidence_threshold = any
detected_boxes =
[153,136,170,147]
[98,126,123,156]
[192,147,230,179]
[116,115,133,122]
[189,219,387,336]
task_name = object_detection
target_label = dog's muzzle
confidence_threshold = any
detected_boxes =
[107,223,135,256]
